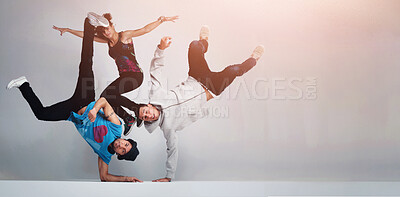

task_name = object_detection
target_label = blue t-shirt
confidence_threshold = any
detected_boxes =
[67,101,123,165]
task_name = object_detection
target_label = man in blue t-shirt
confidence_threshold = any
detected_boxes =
[7,15,142,182]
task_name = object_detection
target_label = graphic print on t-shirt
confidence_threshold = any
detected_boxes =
[94,125,108,143]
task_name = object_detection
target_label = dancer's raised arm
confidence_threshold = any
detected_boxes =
[122,15,179,39]
[52,25,108,43]
[53,15,178,43]
[149,36,172,91]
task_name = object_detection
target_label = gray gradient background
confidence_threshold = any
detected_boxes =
[1,0,400,181]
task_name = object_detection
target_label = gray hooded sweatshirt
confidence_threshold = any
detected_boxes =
[144,47,209,179]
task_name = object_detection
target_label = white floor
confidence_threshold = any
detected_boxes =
[1,181,400,197]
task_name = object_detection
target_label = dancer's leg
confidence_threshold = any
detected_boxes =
[188,40,211,79]
[202,58,257,95]
[187,39,259,95]
[19,82,75,121]
[100,72,143,121]
[17,18,95,121]
[188,25,264,95]
[71,17,96,107]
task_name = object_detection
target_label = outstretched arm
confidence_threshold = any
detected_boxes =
[98,157,142,182]
[122,15,179,39]
[53,25,108,43]
[152,129,177,182]
[88,97,120,124]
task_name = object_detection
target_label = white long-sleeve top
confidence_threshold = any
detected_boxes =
[144,47,209,179]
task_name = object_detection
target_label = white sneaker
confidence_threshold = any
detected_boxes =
[251,45,265,61]
[199,25,210,41]
[87,12,109,27]
[7,76,28,89]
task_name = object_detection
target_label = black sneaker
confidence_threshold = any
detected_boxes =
[123,116,136,136]
[136,118,143,128]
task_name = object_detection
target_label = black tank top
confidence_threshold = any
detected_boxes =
[108,32,142,74]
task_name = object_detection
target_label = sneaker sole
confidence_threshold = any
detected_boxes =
[6,76,26,89]
[252,45,265,60]
[199,25,210,40]
[87,12,109,27]
[137,120,144,128]
[124,126,133,136]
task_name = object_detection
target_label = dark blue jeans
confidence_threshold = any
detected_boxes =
[188,40,257,95]
[19,18,95,121]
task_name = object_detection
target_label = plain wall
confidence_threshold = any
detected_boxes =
[1,0,400,181]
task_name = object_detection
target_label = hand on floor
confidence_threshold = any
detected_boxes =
[126,176,143,182]
[152,177,171,182]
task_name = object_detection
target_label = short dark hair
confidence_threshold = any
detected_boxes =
[117,138,139,162]
[138,103,148,111]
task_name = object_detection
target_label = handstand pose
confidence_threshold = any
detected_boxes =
[138,26,264,182]
[53,13,179,135]
[7,17,142,182]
